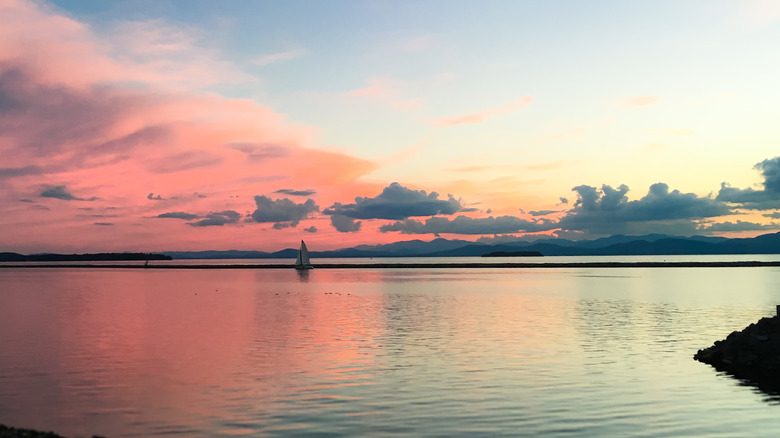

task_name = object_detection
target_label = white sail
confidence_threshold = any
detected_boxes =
[295,240,313,269]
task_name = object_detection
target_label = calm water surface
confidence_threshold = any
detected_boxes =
[2,263,780,437]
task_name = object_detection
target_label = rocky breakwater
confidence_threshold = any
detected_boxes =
[695,309,780,388]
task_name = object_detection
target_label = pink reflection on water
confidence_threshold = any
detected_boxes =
[2,269,259,435]
[0,268,392,436]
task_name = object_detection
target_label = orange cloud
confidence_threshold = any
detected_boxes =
[348,78,396,98]
[434,96,533,126]
[526,160,577,171]
[449,165,491,173]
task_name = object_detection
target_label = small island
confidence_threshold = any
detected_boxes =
[481,251,543,257]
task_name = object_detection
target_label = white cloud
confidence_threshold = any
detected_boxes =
[251,48,308,66]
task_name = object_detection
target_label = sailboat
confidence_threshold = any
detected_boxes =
[295,240,314,270]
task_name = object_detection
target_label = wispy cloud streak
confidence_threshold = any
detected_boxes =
[435,96,533,126]
[251,48,307,66]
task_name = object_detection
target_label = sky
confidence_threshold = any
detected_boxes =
[2,0,780,253]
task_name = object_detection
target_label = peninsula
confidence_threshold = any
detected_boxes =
[0,252,171,262]
[481,250,543,257]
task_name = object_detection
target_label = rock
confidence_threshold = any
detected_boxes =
[695,315,780,389]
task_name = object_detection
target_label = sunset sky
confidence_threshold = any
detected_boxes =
[2,0,780,253]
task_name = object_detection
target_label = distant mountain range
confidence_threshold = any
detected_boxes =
[161,232,780,259]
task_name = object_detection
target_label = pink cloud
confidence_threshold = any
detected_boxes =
[0,0,380,253]
[348,78,396,98]
[146,150,224,174]
[434,96,533,127]
[739,0,780,27]
[0,1,251,91]
[391,98,423,111]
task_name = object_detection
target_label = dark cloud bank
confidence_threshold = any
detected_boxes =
[376,157,780,238]
[153,196,319,230]
[149,158,780,238]
[379,215,553,235]
[190,211,241,227]
[323,182,464,220]
[275,188,316,197]
[378,182,734,236]
[40,185,98,201]
[330,214,362,233]
[717,157,780,210]
[155,210,241,227]
[157,212,199,220]
[556,182,732,236]
[251,196,318,228]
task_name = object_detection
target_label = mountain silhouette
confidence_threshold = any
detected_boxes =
[155,232,780,259]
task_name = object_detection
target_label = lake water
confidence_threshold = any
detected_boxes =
[2,259,780,437]
[7,253,780,266]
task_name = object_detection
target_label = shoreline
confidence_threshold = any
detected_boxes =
[2,261,780,269]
